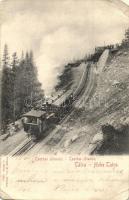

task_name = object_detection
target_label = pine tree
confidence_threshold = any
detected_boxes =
[1,44,12,132]
[125,28,129,42]
[11,52,19,122]
[16,58,27,114]
[21,51,24,61]
[13,50,44,114]
[22,51,44,110]
[1,46,44,131]
[2,44,9,68]
[122,28,129,48]
[29,51,43,104]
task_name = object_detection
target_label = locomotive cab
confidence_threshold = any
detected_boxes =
[22,110,47,141]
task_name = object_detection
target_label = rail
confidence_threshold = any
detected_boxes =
[9,61,92,156]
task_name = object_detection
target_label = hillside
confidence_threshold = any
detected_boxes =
[51,46,129,155]
[77,47,129,155]
[88,47,129,154]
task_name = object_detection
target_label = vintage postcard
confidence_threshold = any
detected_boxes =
[0,0,129,199]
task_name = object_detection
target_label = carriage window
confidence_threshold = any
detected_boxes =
[28,117,37,124]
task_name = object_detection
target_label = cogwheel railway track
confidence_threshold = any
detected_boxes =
[9,62,94,156]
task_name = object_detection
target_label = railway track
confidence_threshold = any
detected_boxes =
[26,63,95,155]
[12,141,35,156]
[48,64,96,154]
[9,62,93,156]
[8,138,33,156]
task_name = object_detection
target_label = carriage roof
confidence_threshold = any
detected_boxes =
[52,90,72,106]
[22,110,46,118]
[46,90,65,104]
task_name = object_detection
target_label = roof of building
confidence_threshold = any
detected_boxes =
[22,110,46,118]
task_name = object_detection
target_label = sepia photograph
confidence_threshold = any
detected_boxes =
[0,0,129,199]
[0,0,129,156]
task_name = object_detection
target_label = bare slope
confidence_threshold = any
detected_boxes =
[51,48,129,155]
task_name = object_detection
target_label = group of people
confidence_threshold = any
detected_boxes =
[6,122,21,136]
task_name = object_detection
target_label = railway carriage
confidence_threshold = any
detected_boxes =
[22,110,55,141]
[52,89,73,116]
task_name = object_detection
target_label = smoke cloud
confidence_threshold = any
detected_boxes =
[1,0,129,95]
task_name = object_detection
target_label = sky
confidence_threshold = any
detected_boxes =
[1,0,129,95]
[122,0,129,5]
